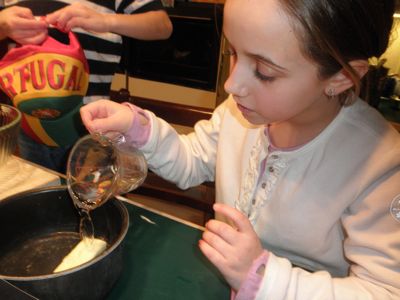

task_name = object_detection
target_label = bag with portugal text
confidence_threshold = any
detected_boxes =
[0,30,89,146]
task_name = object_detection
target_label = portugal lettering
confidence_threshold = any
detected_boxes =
[0,58,86,99]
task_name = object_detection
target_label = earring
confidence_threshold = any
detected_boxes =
[326,87,336,99]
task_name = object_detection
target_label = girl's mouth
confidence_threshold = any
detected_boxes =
[236,103,253,114]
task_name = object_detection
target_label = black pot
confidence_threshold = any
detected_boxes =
[0,186,129,300]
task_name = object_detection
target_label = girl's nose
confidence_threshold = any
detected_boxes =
[224,63,249,98]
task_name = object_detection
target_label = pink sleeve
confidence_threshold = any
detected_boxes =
[121,102,151,148]
[231,250,269,300]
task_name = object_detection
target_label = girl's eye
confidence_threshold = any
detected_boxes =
[254,69,275,82]
[255,62,277,82]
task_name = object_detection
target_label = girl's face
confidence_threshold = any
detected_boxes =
[223,0,333,126]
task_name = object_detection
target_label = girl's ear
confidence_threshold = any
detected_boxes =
[325,60,369,96]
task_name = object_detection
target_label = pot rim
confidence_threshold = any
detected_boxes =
[0,103,21,131]
[0,186,130,281]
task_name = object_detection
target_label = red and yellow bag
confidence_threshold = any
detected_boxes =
[0,31,89,146]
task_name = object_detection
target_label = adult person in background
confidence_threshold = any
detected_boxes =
[0,0,172,172]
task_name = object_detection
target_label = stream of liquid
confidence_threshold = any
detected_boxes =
[78,208,94,240]
[68,189,97,240]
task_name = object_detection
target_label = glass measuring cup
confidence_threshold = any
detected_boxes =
[66,133,147,211]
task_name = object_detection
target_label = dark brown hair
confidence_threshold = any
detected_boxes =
[280,0,395,104]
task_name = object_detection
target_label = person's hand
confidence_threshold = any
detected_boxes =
[199,203,264,291]
[0,6,48,44]
[46,3,110,33]
[80,100,134,135]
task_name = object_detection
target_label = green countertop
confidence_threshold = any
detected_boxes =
[107,202,230,300]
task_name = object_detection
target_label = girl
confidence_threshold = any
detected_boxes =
[80,0,400,298]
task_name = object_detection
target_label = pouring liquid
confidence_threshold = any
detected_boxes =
[78,208,94,240]
[51,191,108,273]
[65,133,147,259]
[52,202,107,273]
[68,187,101,240]
[58,133,147,273]
[68,160,115,241]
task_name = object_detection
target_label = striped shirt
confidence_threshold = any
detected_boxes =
[4,0,164,103]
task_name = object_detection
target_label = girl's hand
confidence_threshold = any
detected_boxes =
[0,6,48,44]
[80,100,134,135]
[199,203,264,291]
[46,3,110,33]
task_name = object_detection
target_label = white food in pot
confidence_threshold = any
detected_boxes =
[53,237,107,273]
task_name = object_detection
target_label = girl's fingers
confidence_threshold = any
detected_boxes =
[205,219,239,245]
[198,239,226,270]
[199,237,244,290]
[81,100,114,119]
[80,100,134,134]
[80,102,109,132]
[213,203,253,233]
[91,115,127,133]
[201,229,232,260]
